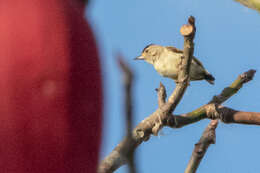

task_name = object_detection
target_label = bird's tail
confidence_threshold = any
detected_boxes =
[204,72,215,85]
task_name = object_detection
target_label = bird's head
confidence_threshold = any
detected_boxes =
[134,44,162,64]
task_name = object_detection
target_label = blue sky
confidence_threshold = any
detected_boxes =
[87,0,260,172]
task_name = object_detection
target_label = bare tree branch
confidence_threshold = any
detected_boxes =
[184,95,260,173]
[178,69,257,173]
[166,69,256,128]
[118,55,134,137]
[204,105,260,125]
[165,16,195,112]
[118,56,136,173]
[98,16,196,173]
[185,120,219,173]
[98,68,256,173]
[156,82,167,108]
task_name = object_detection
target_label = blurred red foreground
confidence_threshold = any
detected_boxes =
[0,0,102,172]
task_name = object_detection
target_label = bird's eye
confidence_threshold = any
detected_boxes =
[145,50,149,53]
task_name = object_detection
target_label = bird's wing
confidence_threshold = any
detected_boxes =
[166,46,183,54]
[192,57,205,68]
[166,46,205,68]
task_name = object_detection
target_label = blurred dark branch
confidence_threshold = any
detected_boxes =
[118,55,136,173]
[118,55,134,136]
[98,56,137,173]
[185,120,219,173]
[81,0,89,6]
[98,16,195,173]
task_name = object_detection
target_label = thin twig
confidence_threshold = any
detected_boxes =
[117,55,136,173]
[156,82,167,108]
[118,55,134,136]
[185,120,219,173]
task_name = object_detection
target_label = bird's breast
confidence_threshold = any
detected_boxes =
[153,53,181,79]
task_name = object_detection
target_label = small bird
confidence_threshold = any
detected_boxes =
[134,44,215,84]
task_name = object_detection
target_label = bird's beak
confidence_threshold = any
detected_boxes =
[134,56,145,60]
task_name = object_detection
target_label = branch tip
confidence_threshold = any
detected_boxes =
[157,82,167,107]
[180,16,196,37]
[240,69,256,83]
[188,16,195,25]
[180,25,194,37]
